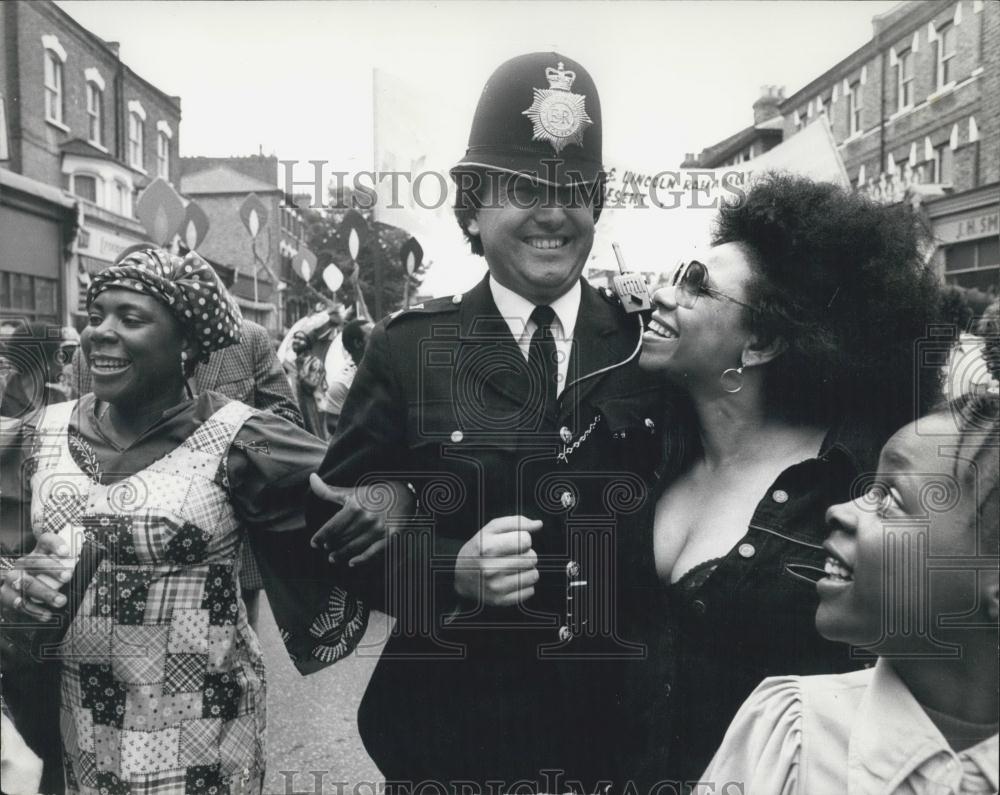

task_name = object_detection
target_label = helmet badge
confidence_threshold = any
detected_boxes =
[522,61,593,154]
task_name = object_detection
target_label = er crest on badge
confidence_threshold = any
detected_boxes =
[522,62,593,154]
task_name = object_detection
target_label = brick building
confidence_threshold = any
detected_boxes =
[180,155,311,334]
[1,0,182,326]
[683,0,998,293]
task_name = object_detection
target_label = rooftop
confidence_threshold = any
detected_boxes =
[180,165,280,195]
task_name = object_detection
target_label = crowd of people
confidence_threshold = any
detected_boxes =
[1,50,997,795]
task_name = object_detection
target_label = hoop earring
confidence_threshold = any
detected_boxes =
[720,365,744,394]
[179,351,195,399]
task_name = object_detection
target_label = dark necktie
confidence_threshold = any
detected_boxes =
[528,304,558,424]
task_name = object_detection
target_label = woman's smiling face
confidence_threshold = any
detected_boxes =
[639,242,755,387]
[82,288,190,408]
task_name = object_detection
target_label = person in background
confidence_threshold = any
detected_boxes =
[0,247,367,794]
[0,321,76,420]
[617,174,944,789]
[324,319,372,435]
[702,393,998,793]
[291,329,328,439]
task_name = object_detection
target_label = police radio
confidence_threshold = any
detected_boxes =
[610,242,652,314]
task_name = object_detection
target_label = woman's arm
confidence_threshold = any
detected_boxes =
[225,413,372,673]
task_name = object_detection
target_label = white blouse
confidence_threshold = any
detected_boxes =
[701,659,998,794]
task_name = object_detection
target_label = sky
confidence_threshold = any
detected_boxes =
[55,0,902,294]
[56,0,900,169]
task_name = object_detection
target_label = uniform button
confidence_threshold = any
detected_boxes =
[663,683,672,697]
[738,543,756,559]
[644,418,656,433]
[450,430,464,443]
[560,491,575,509]
[451,293,462,304]
[692,599,707,615]
[566,560,581,577]
[559,426,573,444]
[558,625,572,642]
[772,489,789,504]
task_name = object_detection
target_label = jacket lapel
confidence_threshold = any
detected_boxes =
[562,282,637,410]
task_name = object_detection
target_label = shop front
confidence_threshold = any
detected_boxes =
[926,183,1000,294]
[0,169,76,328]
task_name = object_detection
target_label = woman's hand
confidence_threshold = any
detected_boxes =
[0,532,74,621]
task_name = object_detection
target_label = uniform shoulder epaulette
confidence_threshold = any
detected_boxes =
[385,294,461,326]
[599,286,623,307]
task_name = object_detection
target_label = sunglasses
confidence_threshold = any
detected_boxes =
[670,260,756,312]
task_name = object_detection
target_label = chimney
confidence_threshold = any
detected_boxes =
[753,85,785,125]
[104,41,120,57]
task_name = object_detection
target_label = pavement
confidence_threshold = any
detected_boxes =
[256,596,391,795]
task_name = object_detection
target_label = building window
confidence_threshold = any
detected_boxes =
[43,50,63,124]
[818,96,829,116]
[0,272,59,324]
[931,143,953,183]
[0,95,8,161]
[128,112,144,169]
[156,132,170,179]
[72,174,98,203]
[847,82,862,135]
[109,181,131,216]
[897,50,913,111]
[944,238,1000,292]
[86,83,103,146]
[937,23,956,88]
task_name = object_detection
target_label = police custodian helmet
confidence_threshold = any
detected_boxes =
[451,52,604,188]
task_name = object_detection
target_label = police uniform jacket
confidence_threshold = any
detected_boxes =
[307,274,664,787]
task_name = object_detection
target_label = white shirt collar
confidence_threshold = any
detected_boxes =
[848,659,999,794]
[488,275,581,342]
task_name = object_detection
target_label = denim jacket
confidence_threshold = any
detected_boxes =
[615,419,885,792]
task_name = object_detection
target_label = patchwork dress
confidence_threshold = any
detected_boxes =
[23,398,353,795]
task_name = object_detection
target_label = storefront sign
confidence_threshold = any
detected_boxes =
[76,225,143,264]
[935,210,1000,244]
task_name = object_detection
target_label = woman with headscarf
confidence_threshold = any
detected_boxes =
[0,248,369,795]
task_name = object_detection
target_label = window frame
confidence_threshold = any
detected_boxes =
[936,23,956,89]
[86,82,103,146]
[931,143,953,184]
[43,49,64,125]
[847,81,862,136]
[71,173,100,204]
[156,131,170,179]
[128,111,145,170]
[0,271,60,324]
[896,49,914,111]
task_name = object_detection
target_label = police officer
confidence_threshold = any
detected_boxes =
[308,52,663,792]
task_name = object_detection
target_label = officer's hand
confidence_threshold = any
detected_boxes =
[454,516,542,608]
[309,475,412,566]
[0,532,73,621]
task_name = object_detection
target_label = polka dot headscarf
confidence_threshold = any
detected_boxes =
[87,248,243,363]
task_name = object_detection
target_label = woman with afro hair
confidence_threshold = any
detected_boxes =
[615,173,945,789]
